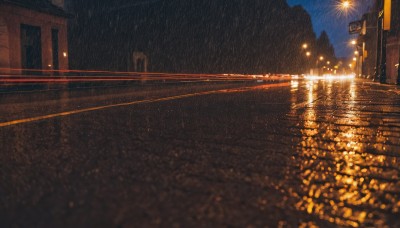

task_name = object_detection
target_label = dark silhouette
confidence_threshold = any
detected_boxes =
[316,31,336,65]
[67,0,336,74]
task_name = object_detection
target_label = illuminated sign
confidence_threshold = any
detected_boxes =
[383,0,391,31]
[349,20,363,34]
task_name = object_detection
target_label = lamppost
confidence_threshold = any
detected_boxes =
[315,56,324,75]
[301,43,312,74]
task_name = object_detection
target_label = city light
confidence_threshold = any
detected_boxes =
[354,50,359,55]
[302,43,308,49]
[304,74,355,81]
[342,1,350,9]
[353,57,357,61]
[334,0,357,17]
[351,39,357,45]
[306,51,311,57]
[319,56,324,61]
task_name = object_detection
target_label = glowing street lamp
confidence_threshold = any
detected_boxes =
[306,51,311,57]
[327,61,331,65]
[335,0,356,16]
[319,56,324,61]
[354,50,359,55]
[350,39,357,45]
[342,0,351,9]
[302,43,308,49]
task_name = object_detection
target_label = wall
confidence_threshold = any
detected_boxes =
[0,4,68,74]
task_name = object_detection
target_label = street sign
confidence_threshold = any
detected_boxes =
[349,20,363,34]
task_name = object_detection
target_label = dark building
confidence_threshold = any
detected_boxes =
[358,12,378,79]
[0,0,69,74]
[357,0,399,83]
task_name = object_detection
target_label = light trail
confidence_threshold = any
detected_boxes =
[0,82,290,127]
[0,68,292,84]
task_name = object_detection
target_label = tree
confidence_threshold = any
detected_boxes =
[316,31,336,63]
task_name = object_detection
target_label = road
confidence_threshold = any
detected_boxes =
[0,79,399,227]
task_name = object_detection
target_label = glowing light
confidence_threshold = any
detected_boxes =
[342,0,350,9]
[319,56,324,61]
[351,40,357,45]
[354,51,359,55]
[334,0,357,17]
[63,52,68,57]
[302,43,308,49]
[353,57,357,61]
[306,51,311,57]
[327,61,331,65]
[291,80,299,89]
[304,74,355,81]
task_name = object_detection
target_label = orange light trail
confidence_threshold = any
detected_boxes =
[0,68,291,84]
[0,82,290,127]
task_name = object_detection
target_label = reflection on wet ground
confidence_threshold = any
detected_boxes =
[286,79,400,227]
[1,79,399,227]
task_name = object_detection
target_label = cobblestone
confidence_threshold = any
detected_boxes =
[0,79,399,227]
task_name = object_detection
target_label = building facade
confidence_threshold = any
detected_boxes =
[355,0,399,84]
[0,0,69,74]
[385,0,400,84]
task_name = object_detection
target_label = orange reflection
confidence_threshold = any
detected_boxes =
[291,80,400,227]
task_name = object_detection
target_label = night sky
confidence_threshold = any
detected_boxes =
[287,0,374,58]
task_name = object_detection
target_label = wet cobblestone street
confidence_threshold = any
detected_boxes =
[0,79,399,227]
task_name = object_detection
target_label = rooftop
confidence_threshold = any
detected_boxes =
[0,0,69,17]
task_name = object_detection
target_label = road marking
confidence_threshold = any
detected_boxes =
[0,82,290,127]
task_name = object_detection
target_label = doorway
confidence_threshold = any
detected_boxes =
[20,24,42,74]
[52,28,59,75]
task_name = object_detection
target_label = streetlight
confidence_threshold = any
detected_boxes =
[342,0,351,9]
[335,0,356,16]
[301,44,312,74]
[319,56,324,61]
[350,39,357,45]
[354,50,359,55]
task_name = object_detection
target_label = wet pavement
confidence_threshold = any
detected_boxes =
[0,79,399,227]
